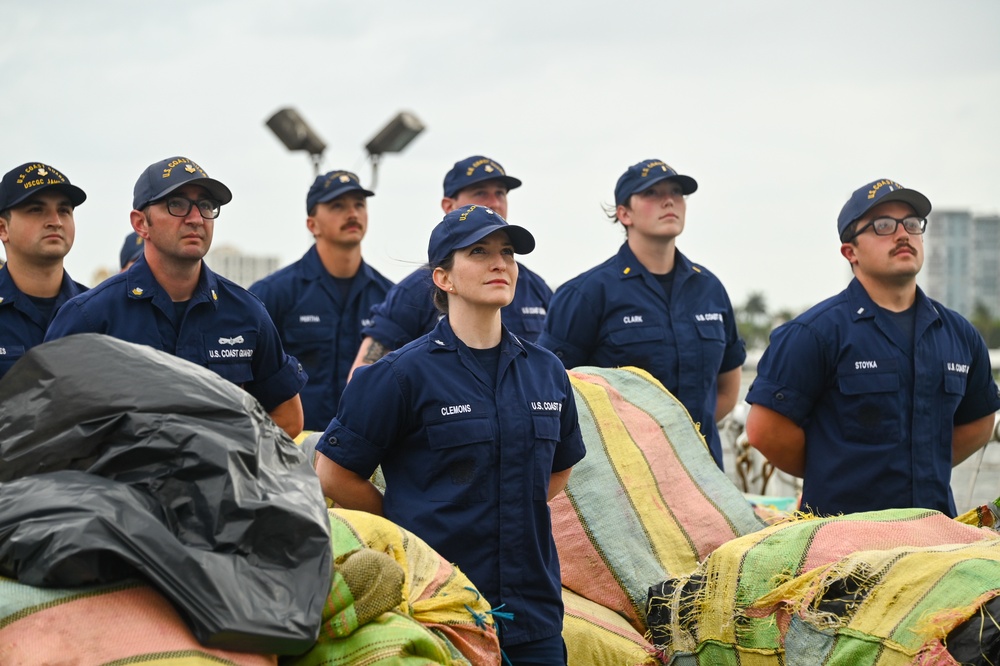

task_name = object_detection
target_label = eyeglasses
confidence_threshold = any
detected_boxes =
[848,216,926,241]
[155,196,221,219]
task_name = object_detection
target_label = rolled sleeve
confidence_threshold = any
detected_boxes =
[746,322,826,425]
[954,333,1000,425]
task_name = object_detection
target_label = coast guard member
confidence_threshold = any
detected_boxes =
[539,159,745,469]
[250,170,392,431]
[317,205,584,663]
[119,231,144,271]
[348,155,551,376]
[746,179,1000,516]
[0,162,87,380]
[45,157,307,438]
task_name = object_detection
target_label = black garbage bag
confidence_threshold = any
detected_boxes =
[0,334,331,655]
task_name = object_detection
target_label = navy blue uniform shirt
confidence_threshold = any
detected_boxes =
[747,278,1000,516]
[0,266,87,379]
[316,317,586,646]
[361,262,551,348]
[250,246,393,431]
[538,242,745,467]
[45,255,306,412]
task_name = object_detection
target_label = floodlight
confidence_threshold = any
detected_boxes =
[365,111,425,188]
[365,111,425,157]
[265,107,327,174]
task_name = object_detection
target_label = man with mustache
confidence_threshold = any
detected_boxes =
[46,157,307,438]
[250,170,392,431]
[746,179,1000,517]
[0,162,87,380]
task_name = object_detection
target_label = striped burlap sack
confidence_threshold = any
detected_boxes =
[562,586,659,666]
[286,508,501,666]
[749,540,1000,665]
[552,366,766,635]
[0,577,277,666]
[647,508,1000,665]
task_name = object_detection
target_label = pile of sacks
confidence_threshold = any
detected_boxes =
[554,365,1000,665]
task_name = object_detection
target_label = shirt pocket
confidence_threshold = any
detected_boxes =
[282,323,334,369]
[531,413,561,500]
[694,319,726,372]
[0,344,26,378]
[425,416,494,503]
[205,331,257,386]
[836,364,901,445]
[606,323,661,361]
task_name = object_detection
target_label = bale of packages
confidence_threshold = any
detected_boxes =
[748,540,1000,665]
[0,577,277,666]
[646,508,1000,664]
[563,586,659,666]
[552,366,765,634]
[285,508,501,666]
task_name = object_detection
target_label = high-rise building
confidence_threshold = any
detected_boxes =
[206,245,280,288]
[920,210,1000,319]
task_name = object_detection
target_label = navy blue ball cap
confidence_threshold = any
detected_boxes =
[0,162,86,211]
[427,204,535,266]
[837,179,932,240]
[132,157,232,211]
[614,159,697,206]
[442,155,522,198]
[306,170,374,212]
[120,231,144,269]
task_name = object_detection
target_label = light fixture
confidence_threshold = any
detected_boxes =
[265,107,327,175]
[364,111,425,189]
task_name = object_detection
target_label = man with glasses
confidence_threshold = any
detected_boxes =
[0,162,88,380]
[745,179,1000,517]
[249,170,392,432]
[46,157,307,438]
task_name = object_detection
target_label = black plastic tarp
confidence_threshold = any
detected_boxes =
[0,333,331,655]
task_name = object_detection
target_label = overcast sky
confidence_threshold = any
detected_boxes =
[4,1,999,314]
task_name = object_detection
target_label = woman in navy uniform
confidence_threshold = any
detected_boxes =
[315,204,585,665]
[539,159,746,469]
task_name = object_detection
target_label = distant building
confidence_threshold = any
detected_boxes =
[920,210,1000,319]
[207,245,280,288]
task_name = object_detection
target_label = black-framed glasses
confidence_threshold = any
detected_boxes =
[849,216,926,240]
[155,196,221,219]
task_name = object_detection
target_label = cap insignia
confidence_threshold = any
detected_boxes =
[184,164,197,174]
[37,167,48,177]
[339,175,350,183]
[484,165,494,173]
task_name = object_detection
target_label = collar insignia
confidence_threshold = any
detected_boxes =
[211,289,218,301]
[131,287,144,296]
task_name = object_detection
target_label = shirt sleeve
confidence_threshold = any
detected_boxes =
[361,271,439,349]
[536,284,600,370]
[745,321,827,425]
[552,368,586,472]
[243,303,308,412]
[720,294,748,373]
[954,325,1000,425]
[315,361,407,477]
